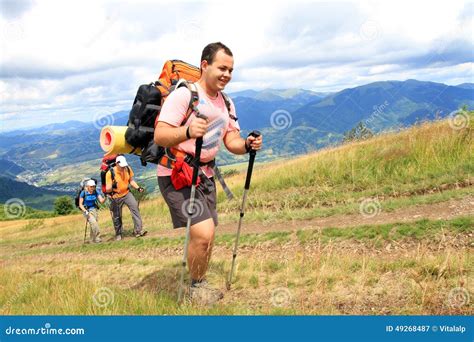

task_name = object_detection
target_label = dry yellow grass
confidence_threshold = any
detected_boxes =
[0,116,472,315]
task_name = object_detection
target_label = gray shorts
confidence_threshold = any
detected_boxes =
[158,176,218,229]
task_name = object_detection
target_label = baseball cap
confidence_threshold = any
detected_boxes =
[116,155,128,167]
[85,179,96,187]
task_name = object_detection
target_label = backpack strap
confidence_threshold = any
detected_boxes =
[221,92,238,122]
[156,81,235,200]
[109,166,131,191]
[205,161,234,200]
[108,167,117,194]
[93,190,100,208]
[176,81,201,126]
[177,81,237,124]
[110,167,116,183]
[79,190,89,209]
[81,190,96,209]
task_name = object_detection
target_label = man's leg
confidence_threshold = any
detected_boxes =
[123,192,144,235]
[188,218,215,282]
[110,198,124,237]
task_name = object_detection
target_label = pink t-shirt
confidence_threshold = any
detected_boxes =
[157,83,240,177]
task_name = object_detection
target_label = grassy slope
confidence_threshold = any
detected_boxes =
[0,115,472,315]
[0,217,471,315]
[139,113,474,228]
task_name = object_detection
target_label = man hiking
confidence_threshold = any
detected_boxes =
[105,155,147,241]
[154,42,263,304]
[78,179,106,243]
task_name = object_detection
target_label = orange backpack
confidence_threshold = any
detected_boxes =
[155,60,235,120]
[156,60,201,96]
[125,59,235,167]
[124,59,237,199]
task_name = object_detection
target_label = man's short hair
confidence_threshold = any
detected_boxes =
[201,42,233,65]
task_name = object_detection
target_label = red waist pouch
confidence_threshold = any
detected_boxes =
[171,158,200,190]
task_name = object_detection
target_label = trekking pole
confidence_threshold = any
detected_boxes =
[83,218,88,244]
[178,134,204,303]
[226,130,261,290]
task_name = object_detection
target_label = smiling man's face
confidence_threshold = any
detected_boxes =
[201,49,234,94]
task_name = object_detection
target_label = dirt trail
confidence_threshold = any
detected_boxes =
[151,196,474,238]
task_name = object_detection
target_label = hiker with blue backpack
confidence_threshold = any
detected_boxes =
[78,179,106,243]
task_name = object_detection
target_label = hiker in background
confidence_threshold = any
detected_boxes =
[78,179,106,243]
[105,155,147,241]
[154,42,263,304]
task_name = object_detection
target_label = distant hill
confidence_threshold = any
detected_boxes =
[0,111,129,171]
[0,158,25,179]
[1,120,91,137]
[229,88,326,130]
[0,113,130,137]
[0,176,71,211]
[0,80,472,209]
[456,83,474,90]
[230,88,328,102]
[292,79,474,134]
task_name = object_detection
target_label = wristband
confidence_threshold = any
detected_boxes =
[186,126,191,139]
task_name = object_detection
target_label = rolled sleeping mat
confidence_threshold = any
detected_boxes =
[100,126,141,156]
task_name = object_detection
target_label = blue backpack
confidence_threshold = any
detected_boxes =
[74,178,98,208]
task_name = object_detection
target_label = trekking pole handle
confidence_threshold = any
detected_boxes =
[244,130,261,189]
[191,113,207,184]
[247,130,261,156]
[192,137,203,185]
[249,130,261,138]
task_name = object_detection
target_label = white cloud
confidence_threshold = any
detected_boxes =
[0,0,473,131]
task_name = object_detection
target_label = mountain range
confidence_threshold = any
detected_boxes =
[0,79,472,210]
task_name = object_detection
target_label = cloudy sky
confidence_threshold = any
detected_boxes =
[0,0,473,132]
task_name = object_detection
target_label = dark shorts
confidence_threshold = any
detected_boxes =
[158,176,218,229]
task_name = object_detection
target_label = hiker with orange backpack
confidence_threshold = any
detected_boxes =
[154,42,263,304]
[105,155,147,241]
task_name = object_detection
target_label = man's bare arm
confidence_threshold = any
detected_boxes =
[154,118,208,147]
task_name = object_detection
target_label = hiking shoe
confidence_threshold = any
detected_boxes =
[135,230,148,238]
[189,280,224,306]
[115,235,122,241]
[93,237,102,243]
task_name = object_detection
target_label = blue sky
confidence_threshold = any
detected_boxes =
[0,0,473,132]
